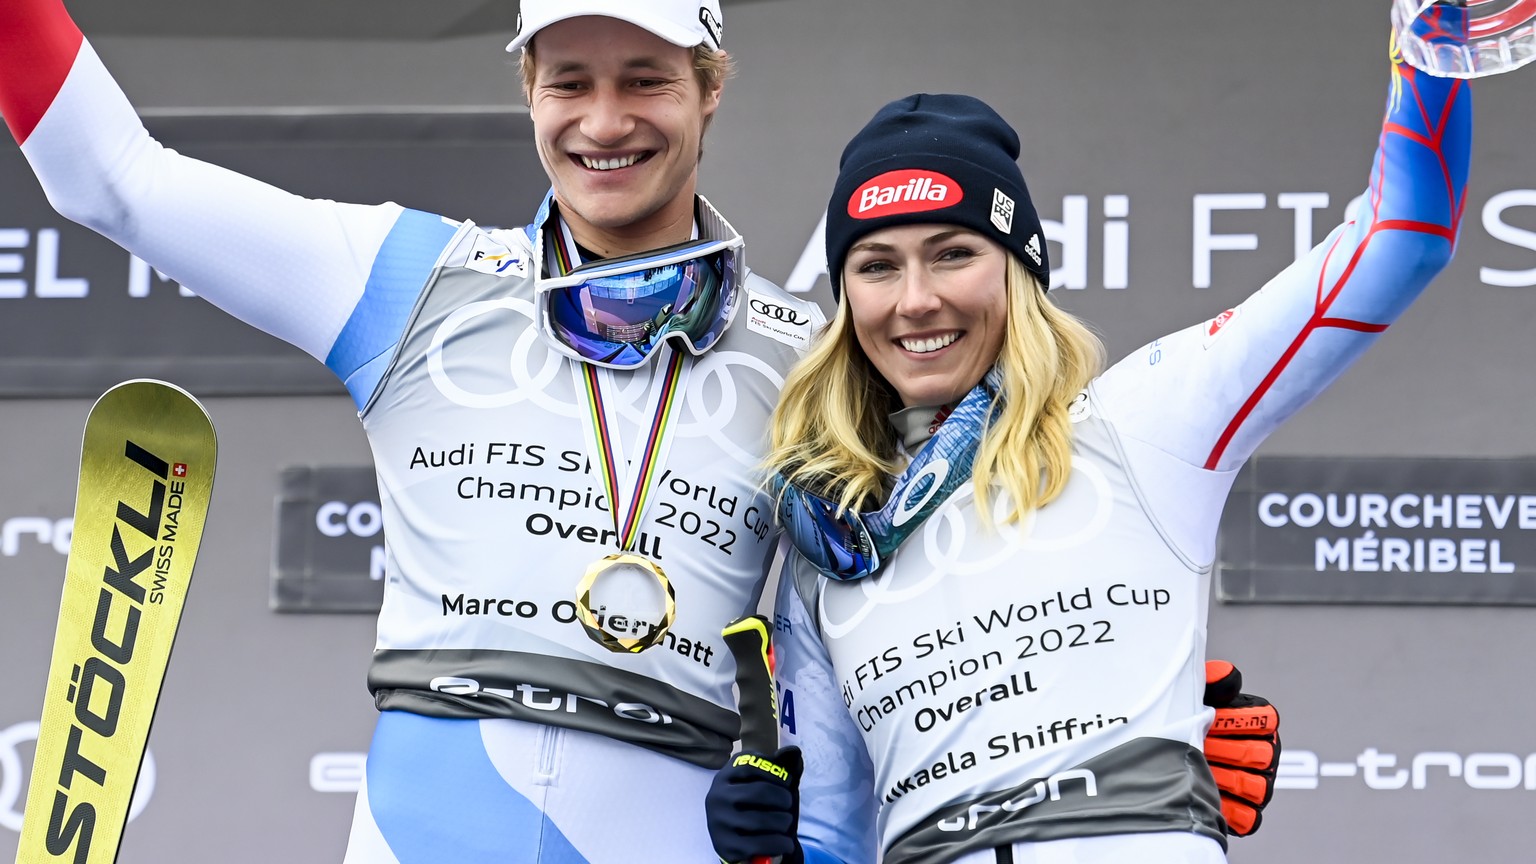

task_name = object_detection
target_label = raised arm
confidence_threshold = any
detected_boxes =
[0,0,450,379]
[1095,7,1472,477]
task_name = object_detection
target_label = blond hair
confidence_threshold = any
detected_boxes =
[767,255,1105,525]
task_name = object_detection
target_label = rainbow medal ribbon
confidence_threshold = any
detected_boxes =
[551,218,689,653]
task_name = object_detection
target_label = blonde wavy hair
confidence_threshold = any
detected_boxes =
[767,255,1105,525]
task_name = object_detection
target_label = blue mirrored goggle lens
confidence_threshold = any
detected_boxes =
[546,247,734,367]
[776,484,880,580]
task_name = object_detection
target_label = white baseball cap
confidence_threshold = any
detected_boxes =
[506,0,724,54]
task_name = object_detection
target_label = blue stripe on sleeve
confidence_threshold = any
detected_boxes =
[326,208,460,408]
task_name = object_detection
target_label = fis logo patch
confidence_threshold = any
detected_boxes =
[466,234,528,278]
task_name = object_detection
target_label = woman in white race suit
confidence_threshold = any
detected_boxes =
[705,6,1472,864]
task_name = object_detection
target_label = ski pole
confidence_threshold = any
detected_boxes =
[721,614,782,864]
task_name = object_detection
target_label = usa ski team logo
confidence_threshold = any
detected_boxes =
[849,169,961,219]
[990,188,1016,234]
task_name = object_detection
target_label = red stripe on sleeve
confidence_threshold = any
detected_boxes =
[0,1,85,144]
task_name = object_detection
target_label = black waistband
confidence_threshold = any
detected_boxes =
[368,647,740,768]
[994,845,1015,864]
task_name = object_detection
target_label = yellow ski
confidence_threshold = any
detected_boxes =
[16,380,217,864]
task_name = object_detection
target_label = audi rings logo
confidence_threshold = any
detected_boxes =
[748,298,809,326]
[0,722,156,833]
[819,456,1114,639]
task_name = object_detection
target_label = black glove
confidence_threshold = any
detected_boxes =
[705,746,804,864]
[1203,660,1280,837]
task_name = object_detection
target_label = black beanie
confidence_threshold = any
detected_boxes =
[824,93,1048,299]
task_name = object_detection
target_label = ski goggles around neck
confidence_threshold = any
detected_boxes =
[772,476,887,581]
[771,369,1003,582]
[535,234,745,370]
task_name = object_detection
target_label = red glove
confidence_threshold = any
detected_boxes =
[1203,660,1280,837]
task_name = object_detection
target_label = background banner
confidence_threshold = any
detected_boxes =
[3,2,1536,862]
[1221,457,1536,604]
[272,466,386,613]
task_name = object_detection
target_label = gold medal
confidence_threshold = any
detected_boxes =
[574,552,677,653]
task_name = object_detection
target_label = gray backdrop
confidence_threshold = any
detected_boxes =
[4,1,1536,861]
